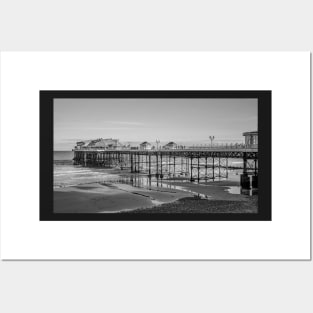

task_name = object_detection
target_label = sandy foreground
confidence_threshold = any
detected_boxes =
[54,179,257,214]
[120,196,258,214]
[54,182,191,213]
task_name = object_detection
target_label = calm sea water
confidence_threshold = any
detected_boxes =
[54,151,74,162]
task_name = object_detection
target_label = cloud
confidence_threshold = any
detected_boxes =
[55,126,135,131]
[104,121,145,126]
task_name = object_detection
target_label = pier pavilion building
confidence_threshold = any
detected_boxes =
[243,131,258,148]
[75,138,123,150]
[139,141,152,150]
[163,141,178,149]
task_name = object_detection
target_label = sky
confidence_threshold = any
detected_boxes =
[54,98,257,150]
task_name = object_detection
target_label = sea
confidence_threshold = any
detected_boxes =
[54,151,243,191]
[54,151,121,188]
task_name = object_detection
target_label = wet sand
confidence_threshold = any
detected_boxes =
[120,179,258,214]
[54,176,257,214]
[163,180,249,201]
[54,182,191,213]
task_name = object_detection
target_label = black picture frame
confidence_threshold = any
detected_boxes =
[40,90,271,221]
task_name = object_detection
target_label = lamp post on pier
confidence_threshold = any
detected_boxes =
[209,136,215,148]
[156,139,160,150]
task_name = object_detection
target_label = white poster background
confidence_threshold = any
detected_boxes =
[0,52,310,260]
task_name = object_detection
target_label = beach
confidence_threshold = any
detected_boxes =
[120,197,257,214]
[54,174,257,214]
[54,181,191,213]
[53,151,257,214]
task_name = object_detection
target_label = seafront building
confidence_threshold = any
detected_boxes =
[163,141,178,149]
[243,131,258,149]
[139,142,152,150]
[75,138,123,150]
[75,140,93,149]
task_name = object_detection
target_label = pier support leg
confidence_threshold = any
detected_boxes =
[181,157,183,174]
[190,157,194,181]
[197,156,200,181]
[148,154,151,177]
[243,152,247,175]
[84,152,87,166]
[240,174,250,189]
[130,154,134,173]
[252,175,258,188]
[218,156,220,178]
[226,158,228,178]
[134,154,137,173]
[186,158,189,176]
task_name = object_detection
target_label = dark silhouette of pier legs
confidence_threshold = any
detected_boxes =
[252,156,258,188]
[218,156,221,178]
[134,154,136,172]
[226,158,228,178]
[197,156,200,182]
[240,174,250,189]
[148,154,151,176]
[190,157,194,181]
[186,158,189,177]
[180,157,183,175]
[252,175,258,188]
[73,150,258,189]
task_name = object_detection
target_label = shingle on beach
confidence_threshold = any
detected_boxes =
[119,196,258,214]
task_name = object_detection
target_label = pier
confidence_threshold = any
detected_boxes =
[73,147,258,189]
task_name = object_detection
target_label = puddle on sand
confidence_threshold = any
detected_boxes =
[226,186,258,196]
[151,199,165,206]
[110,175,211,200]
[226,186,241,194]
[106,174,257,199]
[101,181,167,206]
[161,183,211,200]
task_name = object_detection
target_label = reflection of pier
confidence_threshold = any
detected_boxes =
[73,148,258,189]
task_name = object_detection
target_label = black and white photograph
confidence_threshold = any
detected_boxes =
[43,91,271,220]
[1,2,312,312]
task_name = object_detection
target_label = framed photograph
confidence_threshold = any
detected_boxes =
[1,52,310,260]
[41,90,271,221]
